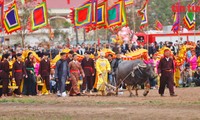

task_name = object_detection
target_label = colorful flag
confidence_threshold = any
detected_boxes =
[155,20,163,30]
[122,0,127,26]
[183,0,195,30]
[0,0,3,32]
[137,0,148,30]
[74,1,93,28]
[171,1,180,33]
[124,0,134,6]
[107,1,123,27]
[30,2,48,31]
[97,0,107,28]
[3,2,21,34]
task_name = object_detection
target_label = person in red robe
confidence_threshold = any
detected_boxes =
[69,54,85,96]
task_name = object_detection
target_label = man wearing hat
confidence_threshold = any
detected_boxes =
[12,53,27,97]
[55,52,70,97]
[95,52,111,95]
[1,53,10,98]
[158,49,177,97]
[38,52,51,94]
[81,51,95,94]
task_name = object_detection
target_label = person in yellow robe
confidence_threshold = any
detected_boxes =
[95,52,111,95]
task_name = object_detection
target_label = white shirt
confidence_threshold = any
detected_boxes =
[165,58,170,61]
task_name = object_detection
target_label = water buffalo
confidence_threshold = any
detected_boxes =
[115,59,157,97]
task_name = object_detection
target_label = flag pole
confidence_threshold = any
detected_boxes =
[132,1,136,34]
[177,0,181,45]
[96,29,98,43]
[194,0,196,43]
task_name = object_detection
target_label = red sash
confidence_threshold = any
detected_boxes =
[84,66,94,73]
[15,70,22,73]
[70,70,79,73]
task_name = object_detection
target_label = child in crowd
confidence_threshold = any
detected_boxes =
[50,69,57,94]
[181,64,193,87]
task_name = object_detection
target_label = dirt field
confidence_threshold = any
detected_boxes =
[0,87,200,120]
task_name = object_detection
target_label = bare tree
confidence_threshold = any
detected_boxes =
[15,1,38,48]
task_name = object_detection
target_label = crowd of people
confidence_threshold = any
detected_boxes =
[0,38,200,98]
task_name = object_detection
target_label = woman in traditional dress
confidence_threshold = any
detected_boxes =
[23,52,37,96]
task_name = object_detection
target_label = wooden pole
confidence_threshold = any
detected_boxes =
[83,28,86,42]
[106,29,109,43]
[132,3,136,33]
[96,29,98,43]
[194,0,196,43]
[75,28,79,44]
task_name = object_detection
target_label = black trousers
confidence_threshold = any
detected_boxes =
[82,76,93,90]
[42,76,50,90]
[159,72,175,95]
[2,78,9,95]
[14,79,22,95]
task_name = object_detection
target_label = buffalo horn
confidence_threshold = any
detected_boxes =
[138,63,147,68]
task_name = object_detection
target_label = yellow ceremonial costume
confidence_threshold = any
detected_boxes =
[174,67,181,87]
[95,57,111,92]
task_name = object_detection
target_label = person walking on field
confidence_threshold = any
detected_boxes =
[69,54,85,96]
[38,52,51,94]
[95,52,111,96]
[81,51,95,94]
[158,49,177,97]
[55,52,70,97]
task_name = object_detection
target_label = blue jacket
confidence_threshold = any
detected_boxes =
[55,59,70,80]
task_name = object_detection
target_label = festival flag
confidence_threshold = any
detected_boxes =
[107,1,123,27]
[96,0,107,28]
[80,0,97,32]
[30,2,48,31]
[171,1,180,33]
[155,20,163,30]
[122,0,127,26]
[171,12,180,33]
[73,1,93,28]
[0,0,4,32]
[3,2,21,34]
[124,0,134,6]
[137,0,148,30]
[183,0,195,30]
